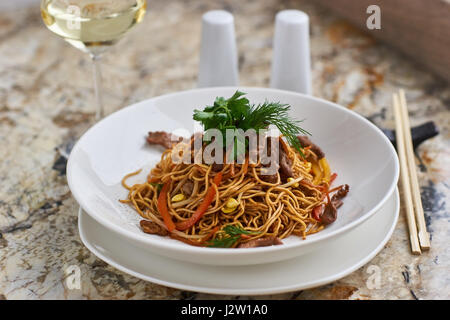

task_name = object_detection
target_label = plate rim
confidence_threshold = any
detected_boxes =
[78,188,399,295]
[68,86,400,256]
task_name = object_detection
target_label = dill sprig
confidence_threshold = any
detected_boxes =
[207,225,257,248]
[193,91,310,155]
[240,101,310,154]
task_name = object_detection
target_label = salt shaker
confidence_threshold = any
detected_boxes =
[198,10,239,87]
[270,10,312,95]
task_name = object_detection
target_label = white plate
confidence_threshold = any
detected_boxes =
[78,188,399,295]
[68,87,399,265]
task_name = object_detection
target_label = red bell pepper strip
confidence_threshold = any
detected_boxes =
[176,171,223,231]
[157,182,176,232]
[329,173,337,185]
[312,173,338,222]
[312,204,324,221]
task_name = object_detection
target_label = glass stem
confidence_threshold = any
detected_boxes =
[91,54,104,120]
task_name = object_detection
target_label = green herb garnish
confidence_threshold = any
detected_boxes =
[150,182,163,195]
[207,225,258,248]
[193,91,310,155]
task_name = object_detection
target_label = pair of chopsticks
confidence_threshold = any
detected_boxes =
[393,90,430,254]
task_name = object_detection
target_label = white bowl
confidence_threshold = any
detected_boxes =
[67,87,399,266]
[78,189,399,295]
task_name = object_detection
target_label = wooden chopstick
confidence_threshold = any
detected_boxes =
[398,90,431,250]
[393,93,421,255]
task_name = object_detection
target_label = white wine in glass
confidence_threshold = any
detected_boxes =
[41,0,147,119]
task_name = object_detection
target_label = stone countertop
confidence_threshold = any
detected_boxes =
[0,0,449,300]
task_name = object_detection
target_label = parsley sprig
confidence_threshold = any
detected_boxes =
[207,225,258,248]
[193,91,310,155]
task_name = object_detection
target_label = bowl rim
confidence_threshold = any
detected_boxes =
[67,86,399,256]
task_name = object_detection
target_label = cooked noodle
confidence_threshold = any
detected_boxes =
[120,137,334,247]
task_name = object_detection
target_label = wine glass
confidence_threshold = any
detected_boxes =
[40,0,147,119]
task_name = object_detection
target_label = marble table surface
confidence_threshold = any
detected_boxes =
[0,0,448,300]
